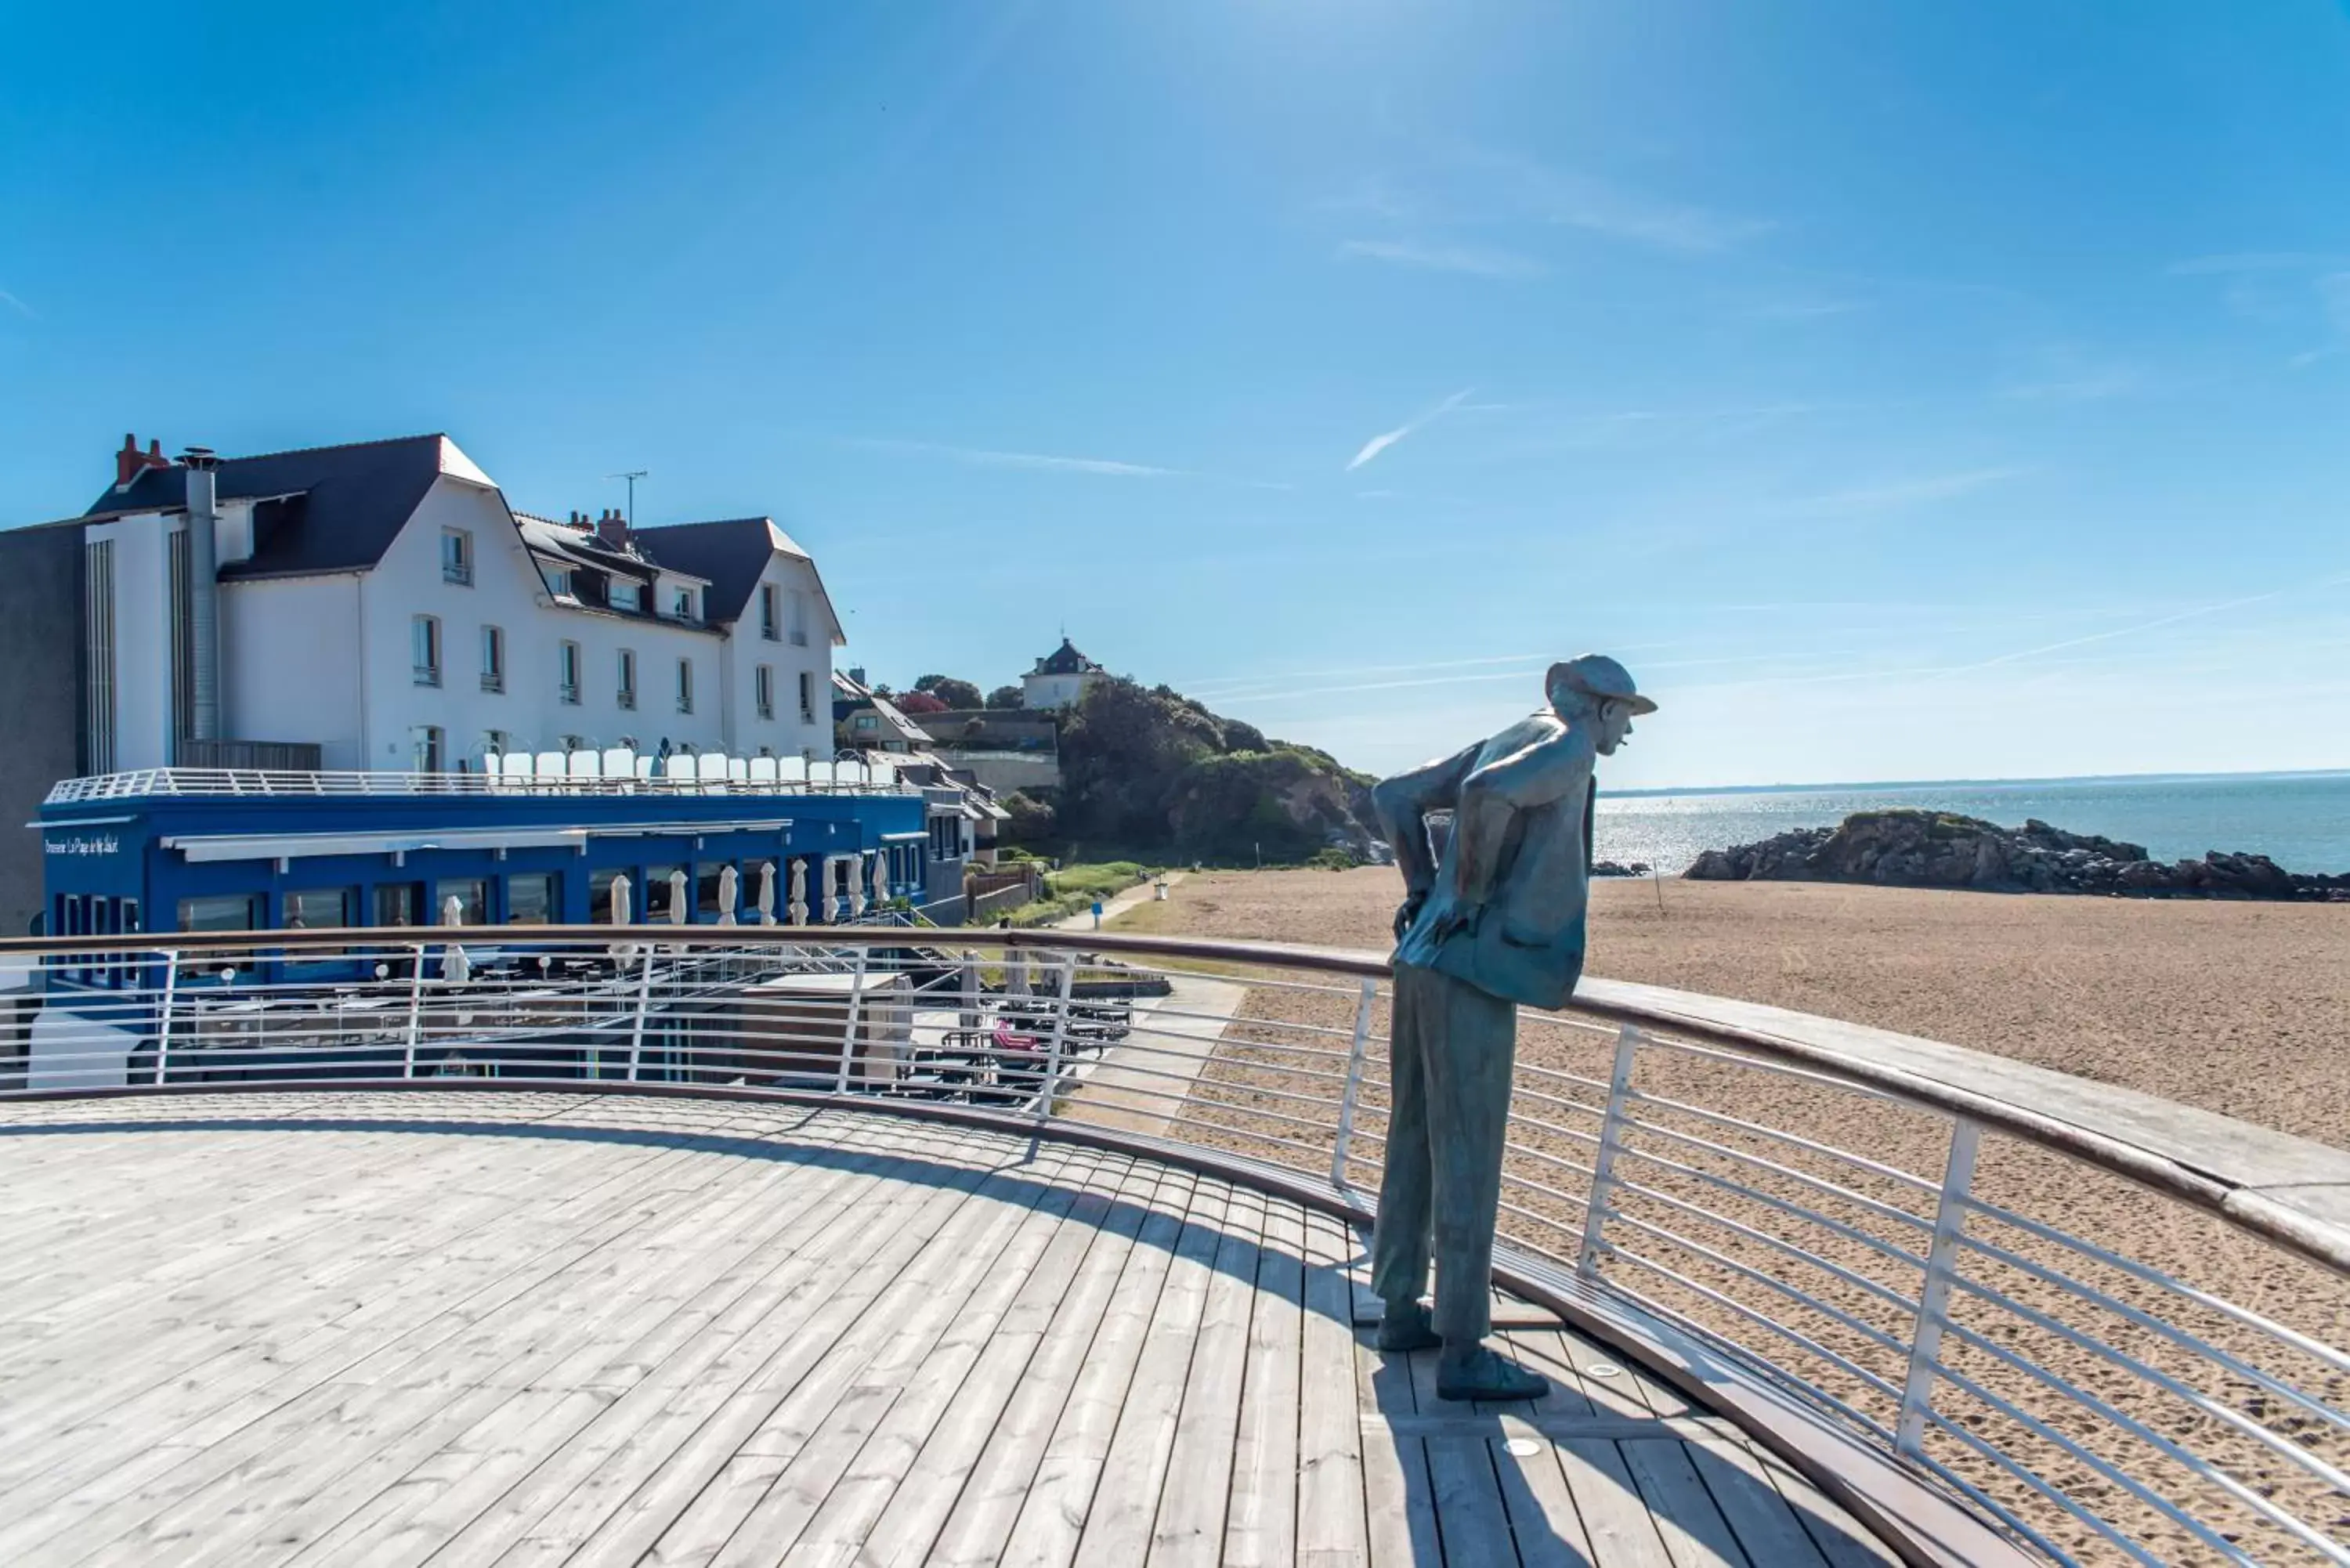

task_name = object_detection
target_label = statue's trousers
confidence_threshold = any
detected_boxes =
[1370,959,1519,1345]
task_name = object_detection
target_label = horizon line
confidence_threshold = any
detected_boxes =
[1605,764,2350,800]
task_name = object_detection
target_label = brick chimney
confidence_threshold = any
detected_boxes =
[114,433,171,490]
[595,507,629,549]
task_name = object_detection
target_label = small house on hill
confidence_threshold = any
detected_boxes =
[1021,638,1103,711]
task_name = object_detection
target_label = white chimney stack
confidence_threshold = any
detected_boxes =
[182,446,221,743]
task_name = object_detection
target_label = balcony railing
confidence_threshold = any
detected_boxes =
[45,755,917,803]
[2,926,2343,1566]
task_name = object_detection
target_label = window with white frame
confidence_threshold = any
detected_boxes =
[787,588,809,646]
[797,670,815,724]
[545,565,573,597]
[676,657,694,714]
[671,586,696,620]
[755,664,775,720]
[558,640,581,705]
[412,615,442,686]
[609,578,642,612]
[616,648,637,709]
[441,528,472,585]
[480,625,505,693]
[760,583,780,641]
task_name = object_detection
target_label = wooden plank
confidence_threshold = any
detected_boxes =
[787,1157,1150,1556]
[1425,1435,1520,1566]
[1486,1429,1599,1568]
[1683,1439,1834,1568]
[284,1128,1027,1566]
[202,1127,926,1568]
[1553,1439,1676,1568]
[508,1136,1086,1566]
[0,1128,764,1563]
[1738,1444,1902,1568]
[924,1162,1199,1568]
[1292,1208,1368,1568]
[987,1169,1206,1568]
[1146,1181,1267,1566]
[235,1134,926,1568]
[706,1151,1098,1563]
[853,1152,1174,1568]
[1336,1212,1441,1568]
[1222,1193,1303,1568]
[1618,1437,1752,1568]
[1066,1176,1237,1566]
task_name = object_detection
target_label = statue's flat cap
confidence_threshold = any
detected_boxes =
[1550,654,1658,714]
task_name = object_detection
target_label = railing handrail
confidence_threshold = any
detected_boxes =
[40,767,919,804]
[11,923,2347,1280]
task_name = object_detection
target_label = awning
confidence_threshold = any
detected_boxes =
[163,826,589,863]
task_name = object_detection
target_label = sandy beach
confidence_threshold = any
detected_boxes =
[1112,867,2350,1143]
[1103,868,2350,1562]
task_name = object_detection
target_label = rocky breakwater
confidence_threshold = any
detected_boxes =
[1683,809,2350,901]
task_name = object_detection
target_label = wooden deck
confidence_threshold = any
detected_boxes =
[0,1091,1897,1566]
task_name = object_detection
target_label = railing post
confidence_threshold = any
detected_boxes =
[1899,1116,1979,1461]
[624,944,657,1082]
[1032,953,1076,1122]
[1577,1022,1641,1282]
[400,944,426,1078]
[1330,977,1378,1191]
[832,945,872,1094]
[152,950,180,1086]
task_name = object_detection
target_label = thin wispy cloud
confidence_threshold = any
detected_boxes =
[1336,238,1544,280]
[2167,252,2345,276]
[841,435,1180,478]
[1998,343,2151,403]
[1322,150,1764,257]
[1774,467,2030,518]
[0,287,36,320]
[1347,388,1475,472]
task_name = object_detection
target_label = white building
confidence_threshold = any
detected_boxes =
[66,432,842,776]
[1021,637,1104,711]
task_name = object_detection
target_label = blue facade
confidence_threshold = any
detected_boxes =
[38,782,928,983]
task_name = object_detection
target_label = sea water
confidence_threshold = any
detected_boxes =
[1593,771,2350,877]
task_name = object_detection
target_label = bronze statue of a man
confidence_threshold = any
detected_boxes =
[1368,654,1656,1400]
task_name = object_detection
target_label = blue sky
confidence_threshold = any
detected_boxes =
[5,1,2348,787]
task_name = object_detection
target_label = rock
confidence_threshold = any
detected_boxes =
[1680,808,2345,902]
[1592,860,1652,878]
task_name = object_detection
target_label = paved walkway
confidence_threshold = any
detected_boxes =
[1064,974,1249,1138]
[1049,869,1188,932]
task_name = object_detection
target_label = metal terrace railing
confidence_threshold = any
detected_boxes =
[42,757,920,804]
[1,926,2344,1566]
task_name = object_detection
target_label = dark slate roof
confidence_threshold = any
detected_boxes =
[1034,637,1100,676]
[632,518,778,622]
[638,516,844,645]
[84,435,448,580]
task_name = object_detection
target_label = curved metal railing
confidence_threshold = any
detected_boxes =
[1,924,2343,1565]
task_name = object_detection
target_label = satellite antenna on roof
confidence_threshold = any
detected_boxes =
[606,469,648,529]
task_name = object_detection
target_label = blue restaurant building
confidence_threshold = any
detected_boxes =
[38,764,928,987]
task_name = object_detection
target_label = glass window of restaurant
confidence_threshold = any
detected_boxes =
[645,865,685,919]
[697,862,736,918]
[374,883,422,929]
[435,879,487,926]
[284,887,356,930]
[505,873,558,925]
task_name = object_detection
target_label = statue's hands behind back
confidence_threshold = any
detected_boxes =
[1393,890,1426,942]
[1427,901,1484,947]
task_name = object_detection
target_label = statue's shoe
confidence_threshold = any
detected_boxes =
[1436,1345,1549,1402]
[1373,1303,1443,1353]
